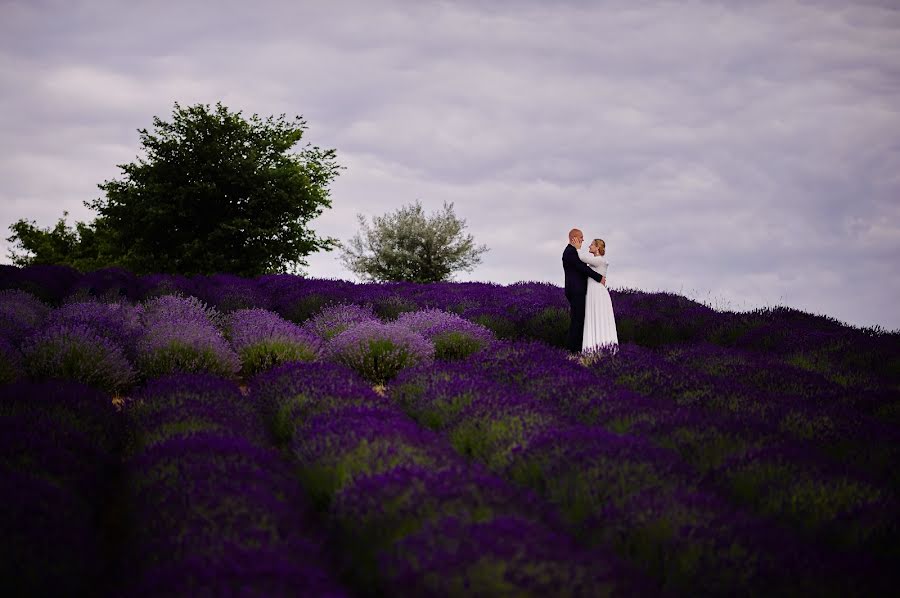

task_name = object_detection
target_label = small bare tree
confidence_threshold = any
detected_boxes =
[341,200,488,283]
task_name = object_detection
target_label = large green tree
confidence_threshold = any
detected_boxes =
[8,101,341,275]
[341,200,488,283]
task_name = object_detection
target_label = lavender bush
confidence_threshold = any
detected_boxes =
[127,373,267,452]
[302,302,378,340]
[226,308,322,377]
[394,308,495,359]
[325,320,435,384]
[136,294,240,379]
[251,361,395,445]
[125,432,348,596]
[291,407,458,507]
[0,289,48,343]
[20,322,136,392]
[46,300,143,358]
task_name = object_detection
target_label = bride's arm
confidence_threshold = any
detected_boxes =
[578,250,607,267]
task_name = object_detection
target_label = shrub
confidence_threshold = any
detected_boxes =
[292,407,458,507]
[136,295,239,379]
[127,374,266,452]
[251,361,393,446]
[225,308,322,377]
[21,323,136,393]
[46,300,144,358]
[302,303,378,340]
[520,306,570,348]
[394,309,495,360]
[325,321,434,384]
[0,289,48,344]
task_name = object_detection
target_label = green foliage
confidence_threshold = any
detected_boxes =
[373,296,419,320]
[431,331,488,360]
[238,339,317,378]
[521,307,569,348]
[6,213,119,271]
[449,413,547,471]
[22,331,136,393]
[92,101,341,276]
[9,101,341,275]
[341,200,488,283]
[135,341,235,380]
[470,313,518,340]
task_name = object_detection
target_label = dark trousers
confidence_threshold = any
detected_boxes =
[565,290,586,353]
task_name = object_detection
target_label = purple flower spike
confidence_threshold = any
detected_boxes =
[136,294,240,379]
[302,303,379,340]
[0,289,49,344]
[226,308,322,376]
[21,322,136,393]
[325,320,434,384]
[395,308,496,360]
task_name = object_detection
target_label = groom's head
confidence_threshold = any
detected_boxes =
[568,228,584,249]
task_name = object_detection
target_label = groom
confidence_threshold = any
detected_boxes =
[562,228,605,353]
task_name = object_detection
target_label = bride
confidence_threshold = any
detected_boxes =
[579,238,618,351]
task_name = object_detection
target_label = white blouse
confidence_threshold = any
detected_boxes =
[578,250,608,277]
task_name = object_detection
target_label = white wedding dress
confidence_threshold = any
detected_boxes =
[579,250,618,351]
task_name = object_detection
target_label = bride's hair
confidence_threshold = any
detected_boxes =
[592,239,606,256]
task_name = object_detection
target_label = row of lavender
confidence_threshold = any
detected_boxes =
[383,345,897,593]
[2,265,897,594]
[5,365,894,595]
[0,289,492,392]
[3,264,897,390]
[2,364,657,595]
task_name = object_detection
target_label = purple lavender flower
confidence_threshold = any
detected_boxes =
[128,373,267,451]
[292,407,458,507]
[226,308,322,376]
[0,379,124,453]
[331,464,558,547]
[302,303,379,340]
[504,424,694,528]
[250,361,395,445]
[46,300,144,358]
[448,392,562,471]
[0,289,48,344]
[136,294,240,379]
[329,465,563,592]
[390,363,513,430]
[712,442,896,553]
[66,267,141,301]
[596,487,868,596]
[192,273,266,313]
[20,322,136,392]
[0,264,80,303]
[125,432,349,597]
[325,320,435,384]
[378,515,644,597]
[394,308,495,360]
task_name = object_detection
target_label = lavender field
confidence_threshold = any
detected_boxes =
[1,264,898,597]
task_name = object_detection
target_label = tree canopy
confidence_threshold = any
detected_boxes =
[341,200,488,283]
[7,101,341,276]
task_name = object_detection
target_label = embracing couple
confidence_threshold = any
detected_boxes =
[562,228,619,354]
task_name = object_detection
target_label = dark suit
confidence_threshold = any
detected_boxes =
[562,244,604,353]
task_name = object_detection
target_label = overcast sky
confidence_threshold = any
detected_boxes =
[1,0,898,329]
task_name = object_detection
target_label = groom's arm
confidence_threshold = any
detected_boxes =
[563,249,603,283]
